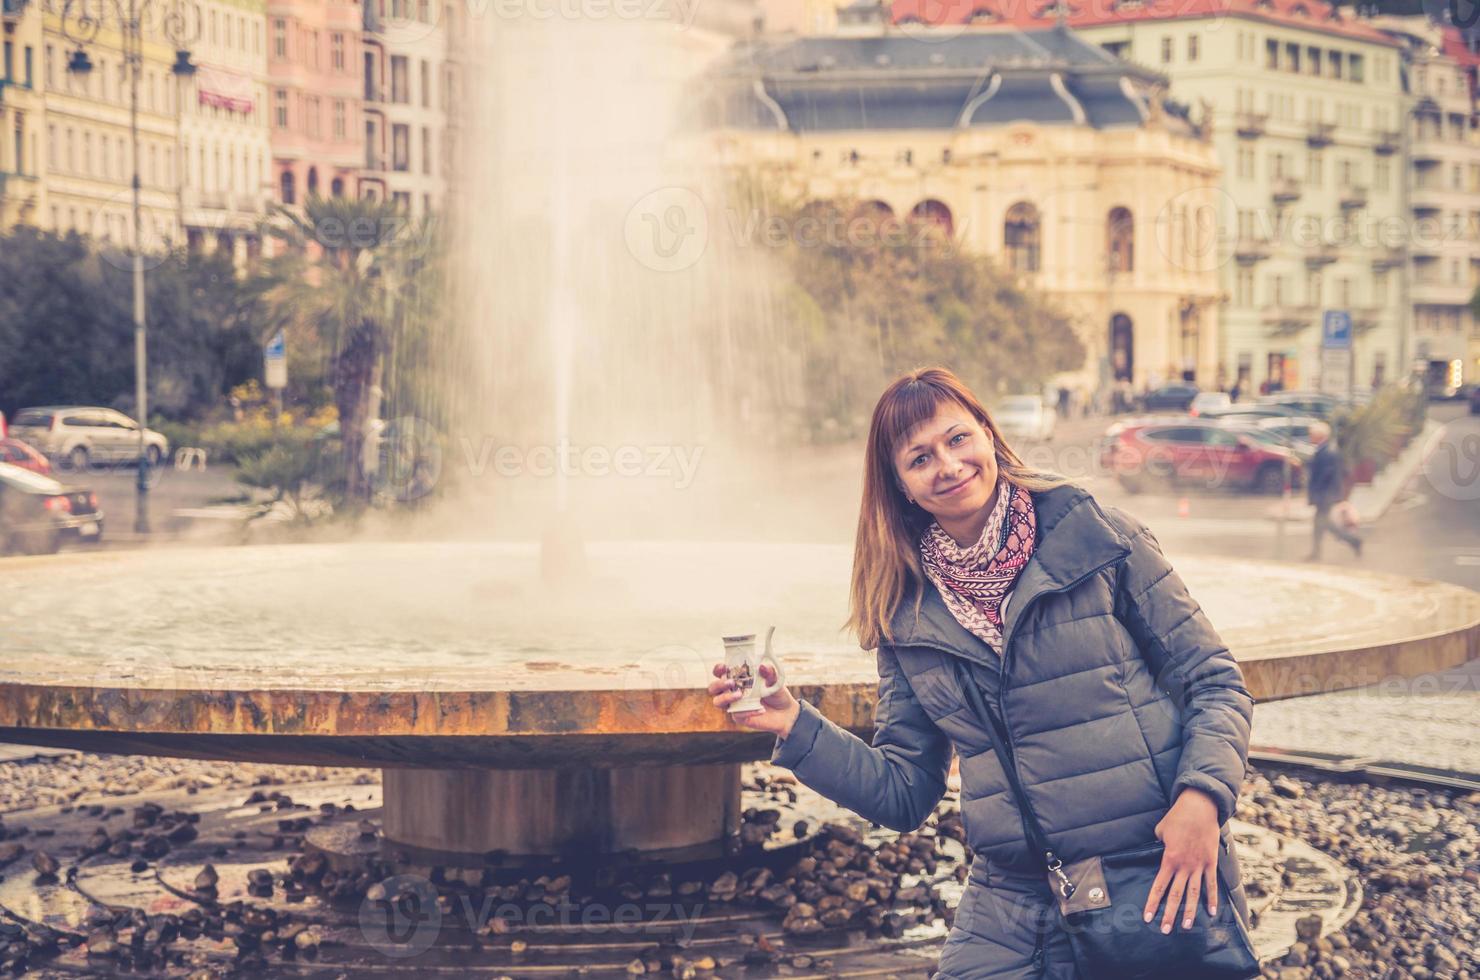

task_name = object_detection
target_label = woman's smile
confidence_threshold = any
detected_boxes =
[936,472,978,498]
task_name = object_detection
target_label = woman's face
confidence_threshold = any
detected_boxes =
[893,405,999,523]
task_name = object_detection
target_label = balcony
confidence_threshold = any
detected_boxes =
[1304,244,1339,267]
[1306,121,1336,147]
[1373,130,1401,155]
[1411,138,1444,166]
[1262,305,1319,334]
[1338,185,1367,210]
[1,0,29,17]
[1412,279,1475,306]
[1236,112,1268,138]
[1411,186,1446,214]
[1371,246,1405,270]
[1350,305,1384,331]
[1271,177,1302,205]
[1233,235,1273,263]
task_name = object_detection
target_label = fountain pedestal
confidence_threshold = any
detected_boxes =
[378,763,742,862]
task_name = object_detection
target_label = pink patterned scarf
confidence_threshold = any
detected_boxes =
[918,478,1037,652]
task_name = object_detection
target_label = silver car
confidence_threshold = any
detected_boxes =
[9,406,169,471]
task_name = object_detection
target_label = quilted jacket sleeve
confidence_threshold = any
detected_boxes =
[769,644,952,834]
[1112,515,1255,826]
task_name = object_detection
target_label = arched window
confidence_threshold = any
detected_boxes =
[331,176,345,198]
[307,166,320,197]
[279,169,295,204]
[910,199,954,238]
[1004,202,1040,273]
[1107,206,1134,273]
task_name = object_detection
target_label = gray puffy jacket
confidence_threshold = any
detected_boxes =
[770,484,1255,975]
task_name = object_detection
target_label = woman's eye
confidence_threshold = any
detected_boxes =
[951,432,967,445]
[911,454,929,467]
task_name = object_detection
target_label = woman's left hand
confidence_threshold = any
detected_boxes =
[1143,787,1222,933]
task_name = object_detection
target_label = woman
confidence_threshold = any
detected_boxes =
[708,367,1255,978]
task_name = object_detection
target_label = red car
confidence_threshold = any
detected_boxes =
[0,437,52,475]
[1100,418,1303,494]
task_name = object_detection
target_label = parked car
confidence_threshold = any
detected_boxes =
[1100,418,1303,494]
[0,438,52,475]
[1199,404,1303,423]
[1254,391,1346,419]
[9,406,169,471]
[994,394,1056,442]
[1188,392,1232,417]
[0,462,104,555]
[1250,415,1324,460]
[1140,384,1200,413]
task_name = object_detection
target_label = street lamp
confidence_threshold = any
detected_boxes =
[61,0,199,534]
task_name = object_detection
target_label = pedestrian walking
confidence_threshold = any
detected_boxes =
[709,367,1258,979]
[1305,422,1361,560]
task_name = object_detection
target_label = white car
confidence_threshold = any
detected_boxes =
[9,406,170,471]
[995,395,1056,442]
[1188,391,1232,417]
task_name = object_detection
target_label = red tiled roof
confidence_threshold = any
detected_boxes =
[891,0,1402,47]
[1440,25,1480,69]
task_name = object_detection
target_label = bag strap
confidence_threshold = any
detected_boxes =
[950,657,1078,898]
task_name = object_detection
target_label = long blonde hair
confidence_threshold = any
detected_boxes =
[846,367,1068,650]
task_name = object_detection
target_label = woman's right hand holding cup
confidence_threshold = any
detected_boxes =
[708,662,801,739]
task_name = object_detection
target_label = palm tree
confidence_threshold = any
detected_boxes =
[255,195,440,503]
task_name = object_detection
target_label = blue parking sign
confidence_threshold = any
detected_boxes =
[1321,310,1352,350]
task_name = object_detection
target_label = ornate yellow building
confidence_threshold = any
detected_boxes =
[38,0,184,246]
[699,17,1224,394]
[1,0,45,228]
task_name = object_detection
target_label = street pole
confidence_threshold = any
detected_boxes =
[128,0,151,534]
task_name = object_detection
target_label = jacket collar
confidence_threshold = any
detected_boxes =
[887,483,1132,663]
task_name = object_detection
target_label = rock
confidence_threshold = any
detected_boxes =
[194,865,219,892]
[31,852,59,877]
[625,959,646,975]
[1272,777,1305,800]
[0,842,22,866]
[1294,914,1323,943]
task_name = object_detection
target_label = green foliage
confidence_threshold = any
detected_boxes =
[0,228,261,419]
[1333,383,1425,473]
[233,429,343,524]
[723,179,1086,441]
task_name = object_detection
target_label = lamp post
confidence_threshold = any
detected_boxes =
[61,0,199,534]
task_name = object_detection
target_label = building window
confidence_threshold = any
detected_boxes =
[1374,159,1389,192]
[1161,36,1173,63]
[1236,268,1254,306]
[421,125,432,174]
[333,100,347,141]
[272,18,287,59]
[1307,271,1322,306]
[1187,34,1199,61]
[1004,202,1041,273]
[274,89,288,129]
[1306,150,1322,186]
[1307,45,1321,75]
[1285,43,1300,72]
[280,169,295,204]
[1107,207,1134,273]
[1237,145,1255,179]
[393,190,411,211]
[305,96,321,139]
[420,59,431,108]
[331,33,345,72]
[392,123,410,171]
[1349,54,1364,84]
[390,56,409,104]
[1328,50,1342,79]
[1266,39,1279,70]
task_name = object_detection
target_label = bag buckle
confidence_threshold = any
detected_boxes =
[1046,852,1075,899]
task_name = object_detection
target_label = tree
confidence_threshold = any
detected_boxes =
[254,196,442,503]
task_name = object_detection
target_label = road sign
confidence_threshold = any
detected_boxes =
[1321,310,1352,350]
[264,330,287,390]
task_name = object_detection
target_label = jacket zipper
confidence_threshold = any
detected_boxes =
[1030,918,1047,971]
[994,552,1129,875]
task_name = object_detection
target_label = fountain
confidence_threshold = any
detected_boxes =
[1,6,1478,976]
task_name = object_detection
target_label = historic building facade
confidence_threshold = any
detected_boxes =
[1,0,45,229]
[897,0,1410,394]
[266,0,361,208]
[701,17,1224,394]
